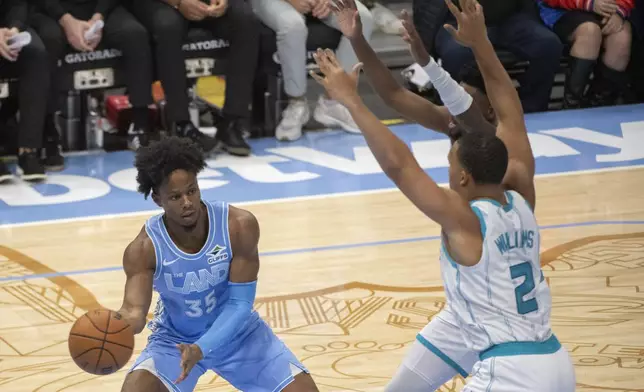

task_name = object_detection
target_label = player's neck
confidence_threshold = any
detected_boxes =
[469,185,506,205]
[165,203,209,253]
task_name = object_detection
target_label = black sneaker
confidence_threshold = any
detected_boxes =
[175,121,218,153]
[41,115,65,171]
[42,140,65,171]
[215,119,251,157]
[17,151,46,182]
[0,160,14,183]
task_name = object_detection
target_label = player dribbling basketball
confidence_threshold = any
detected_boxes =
[115,137,319,392]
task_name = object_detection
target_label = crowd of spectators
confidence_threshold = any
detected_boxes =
[0,0,642,183]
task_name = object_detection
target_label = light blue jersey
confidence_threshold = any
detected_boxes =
[131,200,308,392]
[145,200,260,344]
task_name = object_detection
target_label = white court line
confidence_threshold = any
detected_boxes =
[1,164,643,230]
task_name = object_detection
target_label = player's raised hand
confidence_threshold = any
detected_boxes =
[399,10,430,66]
[175,343,203,384]
[330,0,362,40]
[310,48,363,107]
[443,0,488,48]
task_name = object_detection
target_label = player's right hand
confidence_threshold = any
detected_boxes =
[310,48,363,107]
[330,0,362,39]
[175,343,204,384]
[179,0,210,21]
[399,10,430,66]
[0,28,19,61]
[593,0,617,17]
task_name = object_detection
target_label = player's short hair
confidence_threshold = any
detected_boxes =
[460,63,487,95]
[454,131,508,185]
[134,136,206,198]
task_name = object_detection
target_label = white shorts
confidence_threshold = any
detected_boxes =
[386,306,478,391]
[387,306,576,392]
[464,345,576,391]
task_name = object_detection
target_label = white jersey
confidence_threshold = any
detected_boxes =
[440,190,553,353]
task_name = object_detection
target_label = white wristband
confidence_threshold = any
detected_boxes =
[422,58,473,116]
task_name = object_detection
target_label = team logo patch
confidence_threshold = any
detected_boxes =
[207,244,229,264]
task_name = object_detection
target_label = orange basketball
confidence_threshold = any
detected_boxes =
[68,309,135,375]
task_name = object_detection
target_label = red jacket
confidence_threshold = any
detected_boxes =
[543,0,635,19]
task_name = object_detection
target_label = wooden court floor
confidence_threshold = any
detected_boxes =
[1,166,643,391]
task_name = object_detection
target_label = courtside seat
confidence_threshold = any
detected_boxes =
[182,28,229,79]
[56,27,231,93]
[57,45,124,92]
[56,28,231,150]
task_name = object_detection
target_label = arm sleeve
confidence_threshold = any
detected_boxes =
[194,281,257,356]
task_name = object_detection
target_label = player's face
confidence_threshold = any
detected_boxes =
[447,142,469,193]
[154,169,202,227]
[461,83,496,124]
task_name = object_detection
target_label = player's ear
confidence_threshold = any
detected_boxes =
[486,105,496,123]
[151,191,162,207]
[459,170,469,187]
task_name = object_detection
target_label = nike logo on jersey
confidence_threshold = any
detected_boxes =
[163,258,180,266]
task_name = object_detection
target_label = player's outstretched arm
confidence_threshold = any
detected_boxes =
[175,207,260,384]
[331,0,455,133]
[310,48,480,240]
[444,0,536,208]
[117,227,156,335]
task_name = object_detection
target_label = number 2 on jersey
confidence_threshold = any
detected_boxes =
[510,261,538,315]
[185,290,217,317]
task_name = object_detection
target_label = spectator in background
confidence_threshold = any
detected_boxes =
[434,0,563,113]
[0,0,49,182]
[251,0,374,141]
[29,0,155,151]
[132,0,259,157]
[629,0,644,101]
[537,0,634,108]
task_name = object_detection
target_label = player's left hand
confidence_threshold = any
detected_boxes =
[208,0,228,17]
[175,343,204,384]
[310,48,363,107]
[443,0,488,49]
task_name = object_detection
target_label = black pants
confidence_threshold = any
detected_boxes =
[0,27,49,149]
[30,5,154,113]
[435,12,564,113]
[132,0,260,122]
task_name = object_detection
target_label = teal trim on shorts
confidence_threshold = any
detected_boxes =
[416,334,469,378]
[479,334,561,361]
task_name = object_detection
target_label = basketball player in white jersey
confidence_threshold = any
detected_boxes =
[309,0,576,390]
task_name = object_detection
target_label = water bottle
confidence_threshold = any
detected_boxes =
[188,88,200,128]
[85,96,103,150]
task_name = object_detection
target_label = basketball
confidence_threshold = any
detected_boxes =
[68,309,135,375]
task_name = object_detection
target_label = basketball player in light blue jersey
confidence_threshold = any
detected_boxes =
[311,0,576,390]
[115,136,319,392]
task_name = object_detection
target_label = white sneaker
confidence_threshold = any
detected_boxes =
[371,3,404,35]
[275,100,310,141]
[313,96,361,134]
